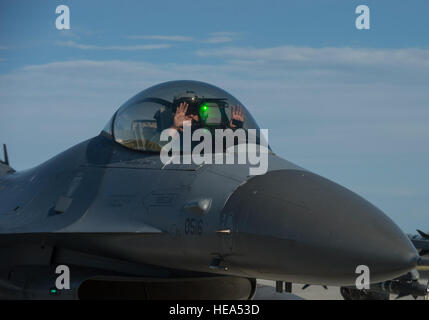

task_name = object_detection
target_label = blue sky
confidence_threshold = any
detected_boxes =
[0,0,428,233]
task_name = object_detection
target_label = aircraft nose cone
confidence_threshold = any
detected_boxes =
[226,170,418,285]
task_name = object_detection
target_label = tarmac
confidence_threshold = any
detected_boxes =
[254,279,428,300]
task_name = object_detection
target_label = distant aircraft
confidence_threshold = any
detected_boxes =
[0,80,427,299]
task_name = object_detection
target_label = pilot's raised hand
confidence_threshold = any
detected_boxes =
[171,102,189,131]
[230,105,244,128]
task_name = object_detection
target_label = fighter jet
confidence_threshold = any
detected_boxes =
[0,80,427,299]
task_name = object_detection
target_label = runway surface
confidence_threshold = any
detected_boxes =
[254,279,428,300]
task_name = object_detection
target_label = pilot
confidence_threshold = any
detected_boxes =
[170,100,245,131]
[152,93,246,150]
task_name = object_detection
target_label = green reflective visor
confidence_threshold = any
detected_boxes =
[199,104,209,120]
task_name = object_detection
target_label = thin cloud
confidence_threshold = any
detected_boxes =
[196,45,429,69]
[204,36,234,44]
[125,32,239,44]
[127,35,193,42]
[58,30,80,40]
[203,32,239,44]
[57,40,172,51]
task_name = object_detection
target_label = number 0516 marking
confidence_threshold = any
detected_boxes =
[185,218,203,235]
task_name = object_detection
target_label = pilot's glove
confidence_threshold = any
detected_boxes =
[171,102,189,131]
[230,105,244,129]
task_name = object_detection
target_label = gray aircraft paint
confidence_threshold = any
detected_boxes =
[0,81,421,299]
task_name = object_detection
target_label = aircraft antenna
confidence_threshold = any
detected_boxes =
[3,144,9,166]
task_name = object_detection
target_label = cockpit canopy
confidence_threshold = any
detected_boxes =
[103,80,266,152]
